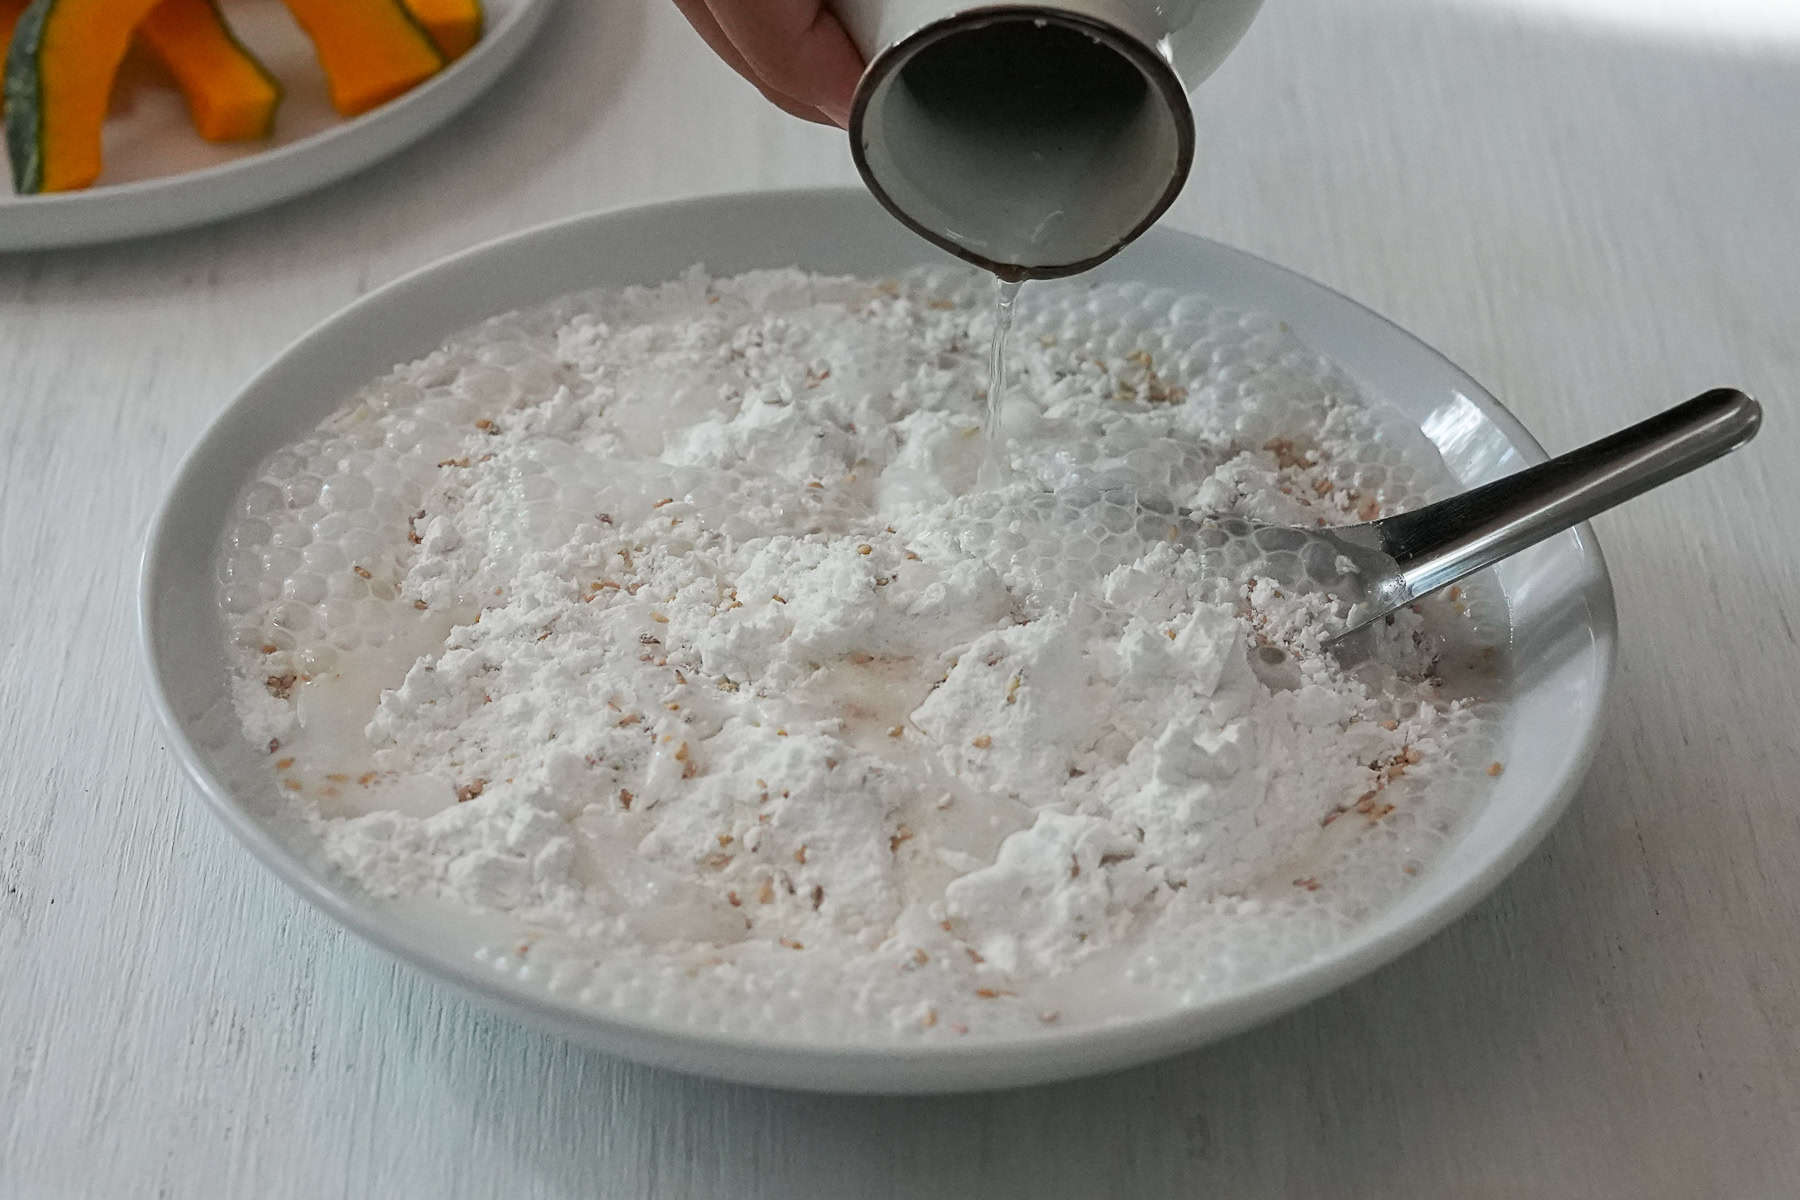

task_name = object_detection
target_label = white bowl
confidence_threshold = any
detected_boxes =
[139,188,1615,1093]
[0,0,554,251]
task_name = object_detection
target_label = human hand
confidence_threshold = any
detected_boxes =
[672,0,864,128]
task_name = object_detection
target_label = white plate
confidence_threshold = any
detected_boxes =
[0,0,553,250]
[139,189,1616,1093]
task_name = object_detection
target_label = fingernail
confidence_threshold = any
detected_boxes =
[824,100,853,130]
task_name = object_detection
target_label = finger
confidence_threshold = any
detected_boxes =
[756,90,839,126]
[671,0,839,125]
[700,0,863,127]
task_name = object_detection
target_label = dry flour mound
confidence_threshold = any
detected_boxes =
[218,267,1508,1041]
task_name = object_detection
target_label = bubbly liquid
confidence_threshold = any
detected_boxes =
[981,277,1024,485]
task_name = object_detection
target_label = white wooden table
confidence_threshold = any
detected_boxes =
[4,0,1797,1194]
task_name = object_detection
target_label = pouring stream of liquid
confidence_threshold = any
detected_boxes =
[981,277,1024,486]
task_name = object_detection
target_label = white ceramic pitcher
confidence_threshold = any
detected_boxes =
[833,0,1263,279]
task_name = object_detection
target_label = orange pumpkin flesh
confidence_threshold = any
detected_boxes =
[5,0,169,192]
[139,0,281,141]
[280,0,444,117]
[402,0,481,60]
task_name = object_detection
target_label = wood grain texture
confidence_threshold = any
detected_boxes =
[3,0,1797,1194]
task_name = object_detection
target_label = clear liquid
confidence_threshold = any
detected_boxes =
[981,277,1024,486]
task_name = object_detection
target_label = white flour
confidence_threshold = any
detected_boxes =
[219,268,1508,1041]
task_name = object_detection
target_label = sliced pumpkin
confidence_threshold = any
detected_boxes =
[5,0,169,193]
[280,0,443,117]
[0,0,30,62]
[139,0,281,141]
[401,0,480,60]
[0,0,31,113]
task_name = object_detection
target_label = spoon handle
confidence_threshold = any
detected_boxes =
[1374,388,1762,600]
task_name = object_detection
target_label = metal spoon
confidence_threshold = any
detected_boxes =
[1170,388,1762,640]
